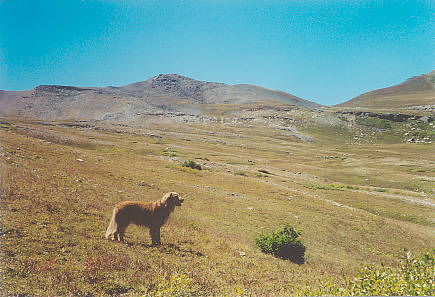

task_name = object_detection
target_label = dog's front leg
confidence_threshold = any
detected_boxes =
[150,227,161,245]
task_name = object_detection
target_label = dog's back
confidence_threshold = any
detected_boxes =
[105,201,154,240]
[115,201,156,227]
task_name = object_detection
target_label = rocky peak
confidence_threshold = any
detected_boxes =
[151,73,193,82]
[35,85,88,92]
[143,73,224,103]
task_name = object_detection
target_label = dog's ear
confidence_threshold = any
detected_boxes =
[160,192,171,206]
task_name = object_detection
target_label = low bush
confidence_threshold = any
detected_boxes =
[182,160,202,170]
[297,251,434,296]
[234,171,248,176]
[255,223,306,264]
[154,272,193,297]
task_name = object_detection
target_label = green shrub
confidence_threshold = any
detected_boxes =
[302,182,345,191]
[194,157,210,161]
[255,223,306,264]
[0,122,12,129]
[297,251,434,296]
[182,160,202,170]
[234,171,248,176]
[162,151,178,157]
[255,172,268,178]
[374,188,387,192]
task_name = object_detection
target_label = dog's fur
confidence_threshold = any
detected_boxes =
[105,192,184,245]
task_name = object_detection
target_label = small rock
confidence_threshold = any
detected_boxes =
[238,251,246,257]
[76,158,84,162]
[420,116,429,123]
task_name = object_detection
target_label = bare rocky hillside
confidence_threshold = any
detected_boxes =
[0,74,321,122]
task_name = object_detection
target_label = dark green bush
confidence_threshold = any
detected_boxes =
[182,160,202,170]
[255,223,306,264]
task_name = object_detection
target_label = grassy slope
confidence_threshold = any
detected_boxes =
[337,71,435,108]
[0,117,434,295]
[337,91,434,109]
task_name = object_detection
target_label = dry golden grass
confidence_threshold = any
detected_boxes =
[338,91,435,109]
[0,117,433,295]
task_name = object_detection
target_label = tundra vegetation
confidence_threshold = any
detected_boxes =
[0,106,433,295]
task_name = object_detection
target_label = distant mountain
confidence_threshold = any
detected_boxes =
[0,74,321,121]
[337,71,435,109]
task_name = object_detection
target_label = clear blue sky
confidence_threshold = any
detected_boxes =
[0,0,433,105]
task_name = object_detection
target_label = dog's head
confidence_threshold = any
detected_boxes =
[162,192,184,207]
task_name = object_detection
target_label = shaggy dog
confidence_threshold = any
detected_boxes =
[105,192,184,245]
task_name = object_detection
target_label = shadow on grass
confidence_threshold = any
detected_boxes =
[160,243,206,257]
[275,245,306,264]
[120,240,205,257]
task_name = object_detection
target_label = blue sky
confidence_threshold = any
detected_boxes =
[0,0,433,105]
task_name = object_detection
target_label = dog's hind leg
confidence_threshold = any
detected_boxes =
[150,227,161,245]
[119,230,125,242]
[114,224,127,242]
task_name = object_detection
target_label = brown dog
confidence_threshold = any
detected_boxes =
[105,192,184,245]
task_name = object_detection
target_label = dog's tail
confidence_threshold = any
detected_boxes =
[105,207,117,240]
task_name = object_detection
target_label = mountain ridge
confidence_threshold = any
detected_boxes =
[0,74,321,121]
[337,70,435,108]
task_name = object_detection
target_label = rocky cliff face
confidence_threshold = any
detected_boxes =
[0,74,321,121]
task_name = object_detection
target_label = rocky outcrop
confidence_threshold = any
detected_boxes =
[336,111,433,123]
